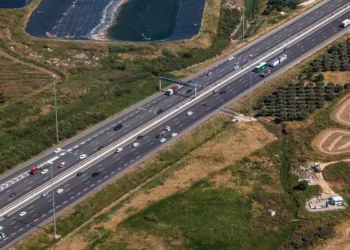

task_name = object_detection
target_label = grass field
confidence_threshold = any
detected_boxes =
[323,162,350,202]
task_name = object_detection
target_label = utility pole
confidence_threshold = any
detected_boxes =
[53,75,59,142]
[242,0,245,42]
[249,69,252,121]
[194,84,197,98]
[50,163,58,239]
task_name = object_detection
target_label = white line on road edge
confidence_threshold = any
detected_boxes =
[0,4,349,218]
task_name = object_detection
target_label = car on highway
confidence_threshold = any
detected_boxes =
[233,65,239,70]
[187,79,193,83]
[207,71,212,76]
[41,192,48,197]
[76,172,84,177]
[58,162,66,168]
[171,133,178,138]
[115,147,123,153]
[92,172,100,177]
[157,109,163,115]
[79,154,87,160]
[54,148,62,154]
[283,47,289,52]
[213,89,219,93]
[10,192,16,197]
[220,90,226,94]
[98,145,105,150]
[132,142,139,148]
[249,54,253,58]
[187,110,193,116]
[0,226,3,231]
[137,135,144,140]
[19,211,26,217]
[56,188,64,194]
[113,123,123,131]
[186,89,193,94]
[41,169,49,174]
[160,138,167,143]
[165,126,171,132]
[228,56,234,61]
[0,232,5,241]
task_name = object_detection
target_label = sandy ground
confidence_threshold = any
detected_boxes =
[54,121,275,250]
[313,94,350,155]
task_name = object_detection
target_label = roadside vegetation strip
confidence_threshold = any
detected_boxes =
[15,116,232,250]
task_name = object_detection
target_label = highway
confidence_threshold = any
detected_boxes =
[0,0,349,247]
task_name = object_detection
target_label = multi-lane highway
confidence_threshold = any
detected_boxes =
[0,0,349,248]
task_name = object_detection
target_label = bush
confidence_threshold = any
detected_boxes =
[144,213,158,222]
[162,48,178,58]
[298,180,308,191]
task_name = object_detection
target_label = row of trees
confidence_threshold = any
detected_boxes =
[311,39,350,72]
[255,76,349,122]
[263,0,300,15]
[0,92,5,104]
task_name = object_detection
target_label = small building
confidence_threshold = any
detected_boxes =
[330,196,344,206]
[267,209,276,217]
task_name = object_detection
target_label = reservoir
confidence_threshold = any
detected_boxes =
[0,0,27,8]
[107,0,179,41]
[25,0,206,42]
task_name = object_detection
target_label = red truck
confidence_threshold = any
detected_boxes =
[165,84,183,96]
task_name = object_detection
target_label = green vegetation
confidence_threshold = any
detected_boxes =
[311,39,350,72]
[263,0,300,15]
[255,75,347,122]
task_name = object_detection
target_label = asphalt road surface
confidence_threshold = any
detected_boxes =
[0,0,349,247]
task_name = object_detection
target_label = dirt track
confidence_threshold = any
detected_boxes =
[312,94,350,155]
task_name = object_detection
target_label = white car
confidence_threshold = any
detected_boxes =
[207,71,212,76]
[187,110,193,116]
[0,232,5,241]
[171,133,178,138]
[160,138,167,143]
[233,65,239,70]
[54,148,62,154]
[41,192,48,197]
[41,169,49,174]
[0,226,3,231]
[116,147,123,153]
[228,56,234,61]
[132,143,139,148]
[19,211,26,217]
[79,154,87,160]
[165,126,171,132]
[56,188,64,194]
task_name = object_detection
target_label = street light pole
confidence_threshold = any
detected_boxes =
[53,75,59,142]
[242,0,245,42]
[50,163,58,238]
[249,69,252,121]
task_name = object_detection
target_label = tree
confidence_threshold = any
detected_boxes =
[0,92,5,104]
[299,180,309,191]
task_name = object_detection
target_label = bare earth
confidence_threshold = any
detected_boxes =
[312,94,350,155]
[54,121,275,250]
[313,221,350,250]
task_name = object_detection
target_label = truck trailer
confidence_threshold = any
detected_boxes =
[268,54,288,68]
[165,84,183,96]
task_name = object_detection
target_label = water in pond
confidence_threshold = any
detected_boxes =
[107,0,179,41]
[0,0,27,8]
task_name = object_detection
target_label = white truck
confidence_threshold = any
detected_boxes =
[165,84,184,96]
[268,54,287,67]
[340,19,350,28]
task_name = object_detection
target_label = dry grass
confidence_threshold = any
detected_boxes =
[323,71,350,85]
[54,120,275,250]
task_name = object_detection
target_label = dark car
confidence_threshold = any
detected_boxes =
[157,109,163,115]
[113,123,123,131]
[202,103,207,106]
[76,172,83,177]
[219,90,226,94]
[137,135,144,140]
[283,47,289,52]
[186,89,193,94]
[92,172,100,177]
[10,192,16,197]
[187,79,193,83]
[97,146,105,150]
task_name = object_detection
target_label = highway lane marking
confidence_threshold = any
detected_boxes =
[98,180,102,183]
[3,4,349,219]
[70,196,75,200]
[84,188,88,192]
[11,233,16,237]
[49,210,52,213]
[73,145,78,149]
[41,214,46,218]
[19,228,23,232]
[14,225,19,229]
[28,205,34,210]
[34,218,38,222]
[10,222,16,225]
